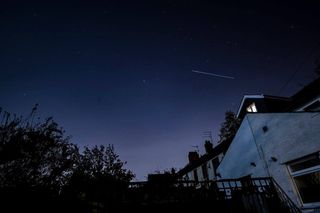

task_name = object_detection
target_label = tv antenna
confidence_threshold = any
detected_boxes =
[203,131,213,143]
[191,145,199,153]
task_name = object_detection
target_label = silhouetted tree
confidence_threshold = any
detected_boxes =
[0,107,81,212]
[65,145,134,210]
[0,106,135,211]
[79,145,134,182]
[218,111,240,143]
[0,107,78,193]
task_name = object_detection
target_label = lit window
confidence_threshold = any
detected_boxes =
[246,102,257,113]
[288,153,320,204]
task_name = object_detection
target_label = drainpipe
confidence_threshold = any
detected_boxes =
[246,115,271,177]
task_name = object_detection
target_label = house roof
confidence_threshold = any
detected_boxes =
[236,77,320,116]
[236,94,291,118]
[177,139,232,177]
[287,77,320,111]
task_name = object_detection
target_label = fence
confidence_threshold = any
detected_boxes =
[126,177,301,213]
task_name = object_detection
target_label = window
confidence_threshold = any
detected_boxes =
[288,153,320,204]
[183,174,189,181]
[246,102,257,113]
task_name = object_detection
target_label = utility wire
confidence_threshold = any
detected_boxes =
[277,42,320,95]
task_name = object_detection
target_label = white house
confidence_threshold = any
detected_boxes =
[177,77,320,211]
[216,112,320,212]
[216,77,320,212]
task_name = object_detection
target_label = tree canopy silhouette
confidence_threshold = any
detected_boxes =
[218,111,240,143]
[0,108,78,193]
[0,106,134,211]
[76,145,134,182]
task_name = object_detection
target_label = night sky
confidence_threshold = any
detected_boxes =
[1,1,320,180]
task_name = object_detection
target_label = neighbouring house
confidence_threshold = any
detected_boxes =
[217,77,320,212]
[177,140,230,182]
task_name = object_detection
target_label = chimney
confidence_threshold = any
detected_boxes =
[188,151,199,164]
[205,140,213,154]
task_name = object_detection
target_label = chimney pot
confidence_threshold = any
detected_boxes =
[188,151,199,164]
[205,140,213,154]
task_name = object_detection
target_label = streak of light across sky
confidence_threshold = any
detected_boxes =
[191,70,235,79]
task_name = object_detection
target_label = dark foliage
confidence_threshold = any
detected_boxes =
[218,111,240,143]
[62,145,134,210]
[0,107,78,192]
[0,106,134,212]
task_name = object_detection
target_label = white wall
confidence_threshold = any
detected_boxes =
[217,112,320,209]
[216,117,269,179]
[183,156,221,182]
[196,167,203,181]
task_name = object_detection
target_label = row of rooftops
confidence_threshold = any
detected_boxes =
[177,140,231,177]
